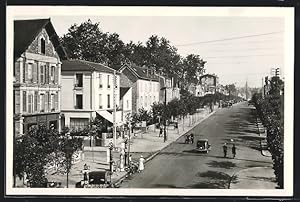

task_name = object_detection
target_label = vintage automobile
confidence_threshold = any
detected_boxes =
[196,139,211,153]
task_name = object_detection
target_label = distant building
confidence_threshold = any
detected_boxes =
[188,83,205,97]
[159,75,180,103]
[13,19,68,138]
[199,74,219,95]
[119,64,160,113]
[60,60,123,131]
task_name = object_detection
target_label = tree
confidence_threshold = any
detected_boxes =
[15,125,60,187]
[251,76,284,188]
[61,19,127,67]
[15,125,83,187]
[181,54,206,87]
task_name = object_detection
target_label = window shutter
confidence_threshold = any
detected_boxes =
[55,93,58,110]
[45,92,48,112]
[48,91,51,111]
[34,91,38,112]
[54,66,58,84]
[45,63,49,84]
[32,62,37,83]
[15,90,20,114]
[37,92,40,112]
[24,63,28,83]
[22,91,26,112]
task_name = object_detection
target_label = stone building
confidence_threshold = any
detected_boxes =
[13,19,68,138]
[159,75,180,103]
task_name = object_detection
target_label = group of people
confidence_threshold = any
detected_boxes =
[185,133,194,144]
[223,143,237,158]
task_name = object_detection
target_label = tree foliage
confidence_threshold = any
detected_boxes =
[15,125,83,187]
[251,76,284,188]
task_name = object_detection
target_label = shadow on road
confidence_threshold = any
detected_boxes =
[206,160,237,169]
[150,184,184,188]
[157,151,272,164]
[188,171,234,189]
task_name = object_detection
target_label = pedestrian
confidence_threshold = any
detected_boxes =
[223,143,228,158]
[190,133,194,144]
[138,155,145,172]
[159,126,163,137]
[129,154,132,165]
[232,144,236,158]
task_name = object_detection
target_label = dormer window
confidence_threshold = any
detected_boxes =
[40,38,46,54]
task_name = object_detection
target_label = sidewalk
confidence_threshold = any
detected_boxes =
[229,167,277,189]
[256,118,272,157]
[46,106,218,188]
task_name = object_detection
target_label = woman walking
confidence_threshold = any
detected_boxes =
[138,155,145,172]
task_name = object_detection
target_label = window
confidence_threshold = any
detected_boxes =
[41,38,46,54]
[107,94,110,108]
[140,96,143,107]
[145,96,147,107]
[40,64,45,84]
[40,94,45,112]
[76,94,83,109]
[126,100,129,109]
[107,75,110,88]
[50,66,55,83]
[99,94,102,109]
[22,91,27,112]
[28,94,33,113]
[27,63,33,82]
[75,74,83,87]
[150,96,152,105]
[70,118,89,131]
[99,73,103,88]
[51,94,55,111]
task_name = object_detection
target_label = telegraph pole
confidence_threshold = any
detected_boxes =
[113,70,117,145]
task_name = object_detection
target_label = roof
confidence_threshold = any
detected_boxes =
[120,87,130,99]
[61,60,121,75]
[14,19,68,60]
[120,63,159,82]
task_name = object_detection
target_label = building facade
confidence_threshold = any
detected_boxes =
[13,19,68,137]
[61,60,122,131]
[159,75,180,103]
[119,64,160,113]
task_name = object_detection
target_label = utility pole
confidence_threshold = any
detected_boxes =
[245,79,248,100]
[113,70,117,145]
[262,77,264,99]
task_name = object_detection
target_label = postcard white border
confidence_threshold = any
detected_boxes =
[6,6,294,196]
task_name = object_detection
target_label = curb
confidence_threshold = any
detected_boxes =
[113,108,219,186]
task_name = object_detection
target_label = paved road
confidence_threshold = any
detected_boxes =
[120,102,273,188]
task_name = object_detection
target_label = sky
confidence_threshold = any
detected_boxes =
[13,12,285,88]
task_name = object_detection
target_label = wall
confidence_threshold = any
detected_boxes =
[95,72,120,111]
[61,71,91,111]
[136,79,160,111]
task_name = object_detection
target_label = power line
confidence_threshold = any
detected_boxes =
[175,31,284,47]
[204,54,281,59]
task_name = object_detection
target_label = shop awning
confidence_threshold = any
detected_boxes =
[96,110,123,126]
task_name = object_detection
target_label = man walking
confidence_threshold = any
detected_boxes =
[232,144,236,158]
[223,143,228,158]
